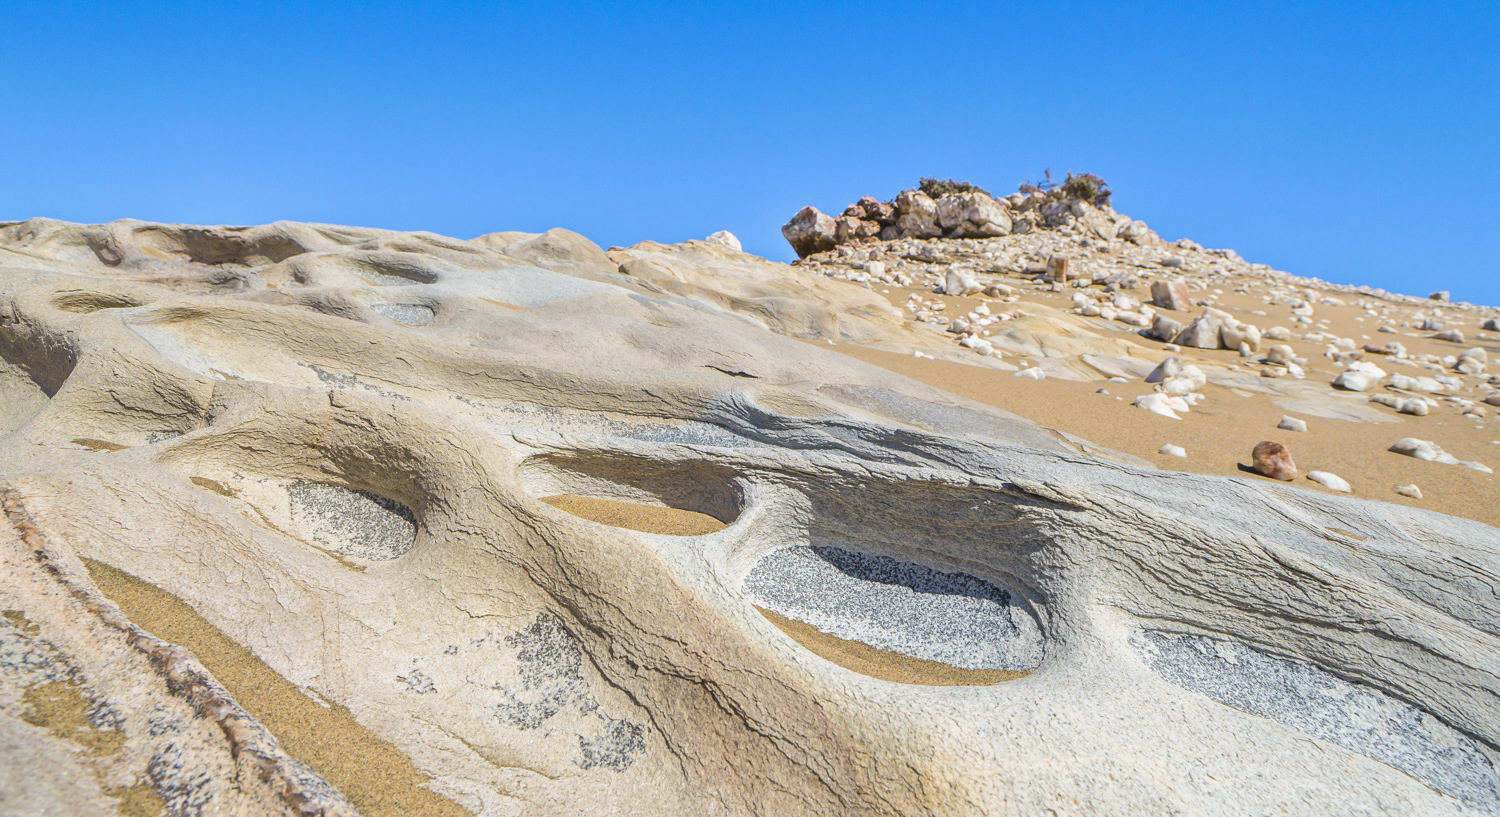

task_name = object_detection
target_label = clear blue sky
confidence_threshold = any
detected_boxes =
[3,2,1497,304]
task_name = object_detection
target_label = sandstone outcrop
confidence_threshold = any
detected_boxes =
[1,216,1498,816]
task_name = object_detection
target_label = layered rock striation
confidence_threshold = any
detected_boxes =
[0,216,1496,816]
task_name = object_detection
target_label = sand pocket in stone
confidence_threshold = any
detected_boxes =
[743,546,1043,672]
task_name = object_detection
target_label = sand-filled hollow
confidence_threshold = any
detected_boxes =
[81,559,468,817]
[540,494,728,536]
[520,452,744,526]
[757,607,1028,686]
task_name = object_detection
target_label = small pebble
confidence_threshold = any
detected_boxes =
[1159,444,1186,458]
[1134,393,1181,420]
[1014,368,1045,380]
[1277,416,1307,433]
[1395,484,1423,499]
[1252,440,1298,481]
[1307,471,1351,493]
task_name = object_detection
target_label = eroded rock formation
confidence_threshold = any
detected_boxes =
[0,217,1497,815]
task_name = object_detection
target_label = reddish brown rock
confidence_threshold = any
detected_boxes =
[859,197,897,226]
[781,206,837,258]
[1252,440,1298,481]
[834,215,864,244]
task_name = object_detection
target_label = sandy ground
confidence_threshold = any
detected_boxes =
[83,559,468,817]
[828,276,1500,529]
[754,607,1026,686]
[539,495,727,536]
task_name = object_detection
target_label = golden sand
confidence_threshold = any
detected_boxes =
[83,559,468,817]
[755,607,1027,686]
[824,280,1498,529]
[540,494,728,535]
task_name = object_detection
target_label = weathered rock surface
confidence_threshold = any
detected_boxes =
[0,217,1498,816]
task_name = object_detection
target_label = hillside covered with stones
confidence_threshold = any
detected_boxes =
[780,177,1499,515]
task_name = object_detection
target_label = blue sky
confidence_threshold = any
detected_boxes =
[3,2,1497,304]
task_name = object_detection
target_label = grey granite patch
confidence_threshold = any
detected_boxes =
[487,613,648,772]
[743,546,1043,671]
[370,303,434,327]
[1134,630,1500,811]
[578,715,647,771]
[287,482,416,560]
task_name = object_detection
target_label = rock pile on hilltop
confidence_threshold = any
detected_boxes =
[783,174,1154,258]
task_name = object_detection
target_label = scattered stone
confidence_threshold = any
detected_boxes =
[1307,471,1351,493]
[1148,314,1185,342]
[1252,440,1298,481]
[1483,318,1500,331]
[944,269,982,296]
[1484,392,1500,407]
[1277,416,1308,433]
[1432,329,1465,344]
[1430,291,1451,302]
[1262,326,1292,341]
[1390,373,1445,393]
[1383,395,1429,416]
[1159,444,1187,458]
[705,230,742,251]
[1150,280,1192,311]
[1266,344,1295,365]
[1332,369,1379,392]
[1332,361,1386,392]
[1220,321,1261,354]
[1389,438,1493,473]
[1395,484,1423,499]
[1145,356,1183,384]
[1044,255,1070,283]
[1134,392,1181,419]
[1014,367,1045,380]
[1174,311,1224,350]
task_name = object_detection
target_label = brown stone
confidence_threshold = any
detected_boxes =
[1252,440,1298,481]
[860,198,897,226]
[781,206,837,258]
